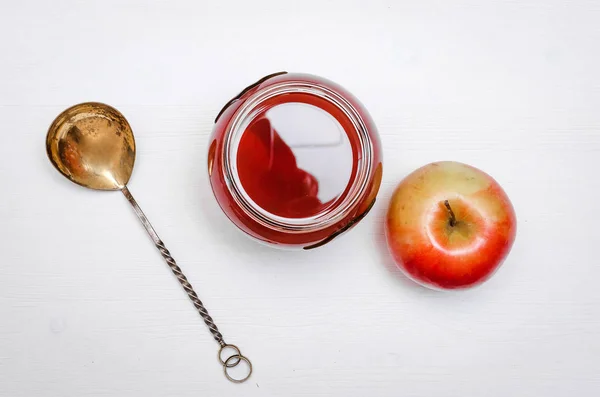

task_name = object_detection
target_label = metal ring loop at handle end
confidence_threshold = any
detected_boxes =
[218,344,241,367]
[218,344,252,383]
[223,354,253,383]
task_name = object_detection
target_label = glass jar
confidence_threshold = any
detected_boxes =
[208,72,382,249]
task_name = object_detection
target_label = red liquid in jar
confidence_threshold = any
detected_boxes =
[208,73,382,248]
[237,117,324,218]
[236,100,354,218]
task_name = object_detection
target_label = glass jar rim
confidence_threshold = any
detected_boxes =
[222,80,374,232]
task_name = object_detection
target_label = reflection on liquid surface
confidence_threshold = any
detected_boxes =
[236,103,353,218]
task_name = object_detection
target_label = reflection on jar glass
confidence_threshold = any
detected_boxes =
[208,72,383,249]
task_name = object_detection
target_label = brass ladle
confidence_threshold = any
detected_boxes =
[46,102,252,383]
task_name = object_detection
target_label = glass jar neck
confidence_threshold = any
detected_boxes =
[222,80,374,232]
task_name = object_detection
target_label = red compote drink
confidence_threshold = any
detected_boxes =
[208,72,382,249]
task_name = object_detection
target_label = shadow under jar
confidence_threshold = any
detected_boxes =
[208,72,383,249]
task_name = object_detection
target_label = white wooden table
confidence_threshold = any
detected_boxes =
[1,1,599,396]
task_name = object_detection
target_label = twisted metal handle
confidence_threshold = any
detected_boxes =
[121,186,251,382]
[154,239,225,344]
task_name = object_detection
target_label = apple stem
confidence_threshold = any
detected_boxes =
[444,200,457,227]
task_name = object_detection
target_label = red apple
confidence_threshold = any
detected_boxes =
[385,161,516,290]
